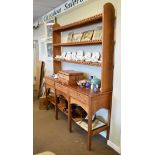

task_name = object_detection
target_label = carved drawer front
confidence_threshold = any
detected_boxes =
[55,82,68,94]
[45,78,54,87]
[69,89,89,104]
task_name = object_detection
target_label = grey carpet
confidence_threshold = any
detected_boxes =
[33,93,119,155]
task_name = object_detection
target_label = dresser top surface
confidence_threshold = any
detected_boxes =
[45,76,112,98]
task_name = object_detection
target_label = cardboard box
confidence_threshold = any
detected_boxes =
[39,96,48,110]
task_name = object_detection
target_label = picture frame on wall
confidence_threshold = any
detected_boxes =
[81,30,94,42]
[67,32,74,42]
[72,33,83,42]
[44,17,55,39]
[38,36,47,61]
[46,24,53,38]
[46,42,53,61]
[92,26,102,40]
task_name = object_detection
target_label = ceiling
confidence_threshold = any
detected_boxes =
[33,0,67,22]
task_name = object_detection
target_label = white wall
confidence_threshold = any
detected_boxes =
[110,0,121,151]
[33,24,45,41]
[33,0,121,152]
[33,40,39,84]
[33,24,53,75]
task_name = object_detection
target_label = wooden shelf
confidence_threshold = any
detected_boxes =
[74,119,107,133]
[57,105,108,134]
[57,104,86,123]
[47,96,56,105]
[72,117,82,122]
[92,125,109,136]
[53,14,102,31]
[54,58,101,67]
[51,3,115,150]
[57,103,85,121]
[57,103,68,116]
[53,40,102,46]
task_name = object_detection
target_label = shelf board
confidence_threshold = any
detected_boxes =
[74,119,107,132]
[54,59,101,67]
[53,14,102,31]
[56,103,108,134]
[57,103,84,121]
[57,103,68,116]
[72,117,82,122]
[47,96,56,105]
[92,125,109,136]
[53,40,102,46]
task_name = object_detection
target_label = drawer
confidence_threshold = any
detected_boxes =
[45,78,54,87]
[69,89,89,104]
[55,82,68,94]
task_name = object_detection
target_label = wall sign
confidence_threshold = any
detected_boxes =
[42,0,88,22]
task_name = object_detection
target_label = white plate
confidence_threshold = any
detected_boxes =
[76,50,84,60]
[62,52,66,59]
[91,52,100,62]
[71,52,77,60]
[65,51,72,60]
[84,52,92,61]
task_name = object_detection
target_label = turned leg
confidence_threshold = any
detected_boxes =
[55,96,58,120]
[106,128,110,141]
[106,109,111,141]
[88,105,92,150]
[68,99,72,132]
[45,88,49,110]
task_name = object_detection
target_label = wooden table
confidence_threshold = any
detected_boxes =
[45,76,112,150]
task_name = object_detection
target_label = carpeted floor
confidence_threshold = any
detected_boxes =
[33,92,119,155]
